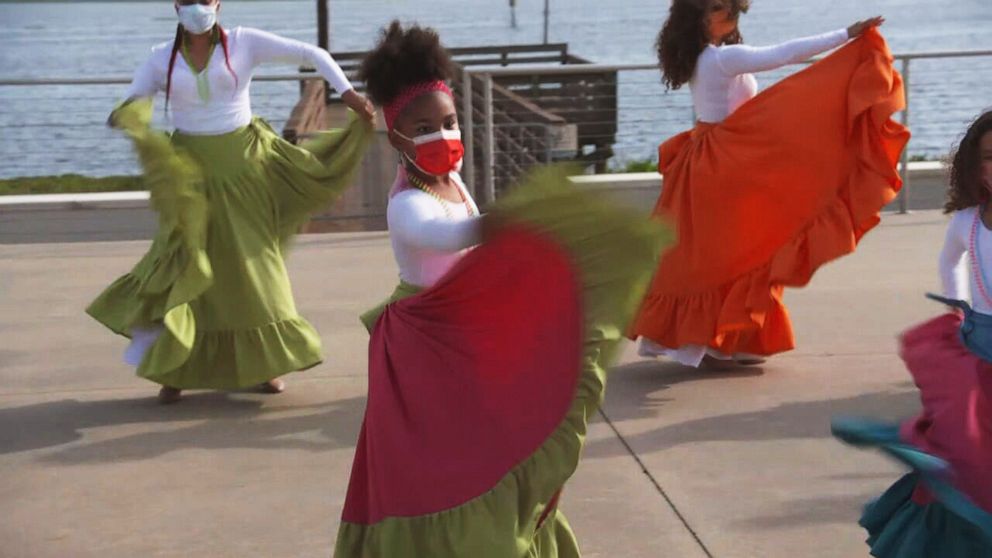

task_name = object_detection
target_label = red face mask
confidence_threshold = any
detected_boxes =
[396,129,465,176]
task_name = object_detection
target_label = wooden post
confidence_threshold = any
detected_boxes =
[316,0,330,103]
[543,0,550,44]
[317,0,329,51]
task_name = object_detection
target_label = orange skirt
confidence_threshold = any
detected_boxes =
[629,28,910,357]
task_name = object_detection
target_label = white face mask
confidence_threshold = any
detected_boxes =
[394,128,462,146]
[177,4,217,35]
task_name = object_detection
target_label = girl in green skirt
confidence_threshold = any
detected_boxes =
[333,22,669,557]
[87,0,374,403]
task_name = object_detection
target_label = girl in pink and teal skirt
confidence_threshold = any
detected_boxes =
[833,111,992,556]
[86,0,375,403]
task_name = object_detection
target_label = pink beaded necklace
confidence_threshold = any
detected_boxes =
[968,208,992,307]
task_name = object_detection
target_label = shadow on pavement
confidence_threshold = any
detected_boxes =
[590,359,919,458]
[602,359,766,422]
[732,491,881,529]
[0,392,365,462]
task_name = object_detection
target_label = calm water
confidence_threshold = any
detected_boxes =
[1,0,990,177]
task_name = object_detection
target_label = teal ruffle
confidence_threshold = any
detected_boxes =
[832,418,992,557]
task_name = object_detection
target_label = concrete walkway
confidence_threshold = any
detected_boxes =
[0,210,950,557]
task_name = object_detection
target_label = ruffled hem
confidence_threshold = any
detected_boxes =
[632,179,889,355]
[336,423,587,557]
[87,98,213,376]
[629,29,909,356]
[860,474,992,558]
[632,269,795,356]
[137,315,323,389]
[832,418,992,557]
[334,166,670,557]
[90,266,322,389]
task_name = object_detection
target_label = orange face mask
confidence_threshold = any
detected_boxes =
[708,8,737,42]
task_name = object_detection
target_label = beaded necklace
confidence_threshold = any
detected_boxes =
[407,172,475,219]
[968,208,992,307]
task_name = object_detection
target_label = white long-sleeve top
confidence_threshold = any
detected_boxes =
[387,172,482,288]
[124,26,352,135]
[691,29,849,122]
[939,206,992,315]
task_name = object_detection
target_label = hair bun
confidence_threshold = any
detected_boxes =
[358,21,455,107]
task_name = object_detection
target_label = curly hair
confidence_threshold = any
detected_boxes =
[656,0,750,90]
[945,111,992,213]
[357,20,455,107]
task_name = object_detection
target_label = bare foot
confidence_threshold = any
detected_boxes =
[158,386,182,404]
[259,378,286,394]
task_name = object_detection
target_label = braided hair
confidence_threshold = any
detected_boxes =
[165,23,239,110]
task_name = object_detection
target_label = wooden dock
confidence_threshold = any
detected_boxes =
[283,43,619,232]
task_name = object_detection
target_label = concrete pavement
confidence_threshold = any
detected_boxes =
[0,210,951,557]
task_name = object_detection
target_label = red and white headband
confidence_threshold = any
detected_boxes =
[383,80,453,131]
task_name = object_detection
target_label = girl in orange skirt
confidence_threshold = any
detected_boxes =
[631,0,910,367]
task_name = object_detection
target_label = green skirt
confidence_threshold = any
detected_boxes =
[86,99,371,389]
[359,281,421,332]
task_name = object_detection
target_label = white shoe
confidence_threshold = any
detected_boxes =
[637,338,667,359]
[124,325,164,366]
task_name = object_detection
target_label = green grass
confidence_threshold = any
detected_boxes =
[608,158,658,173]
[607,152,939,173]
[0,151,943,196]
[0,174,144,196]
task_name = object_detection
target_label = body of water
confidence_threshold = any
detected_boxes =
[1,0,990,177]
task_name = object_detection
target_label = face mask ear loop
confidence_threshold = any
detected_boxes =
[391,130,422,175]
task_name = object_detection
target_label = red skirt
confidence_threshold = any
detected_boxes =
[899,312,992,512]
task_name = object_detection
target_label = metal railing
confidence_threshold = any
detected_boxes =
[460,49,992,213]
[2,48,991,217]
[0,74,328,179]
[0,73,326,87]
